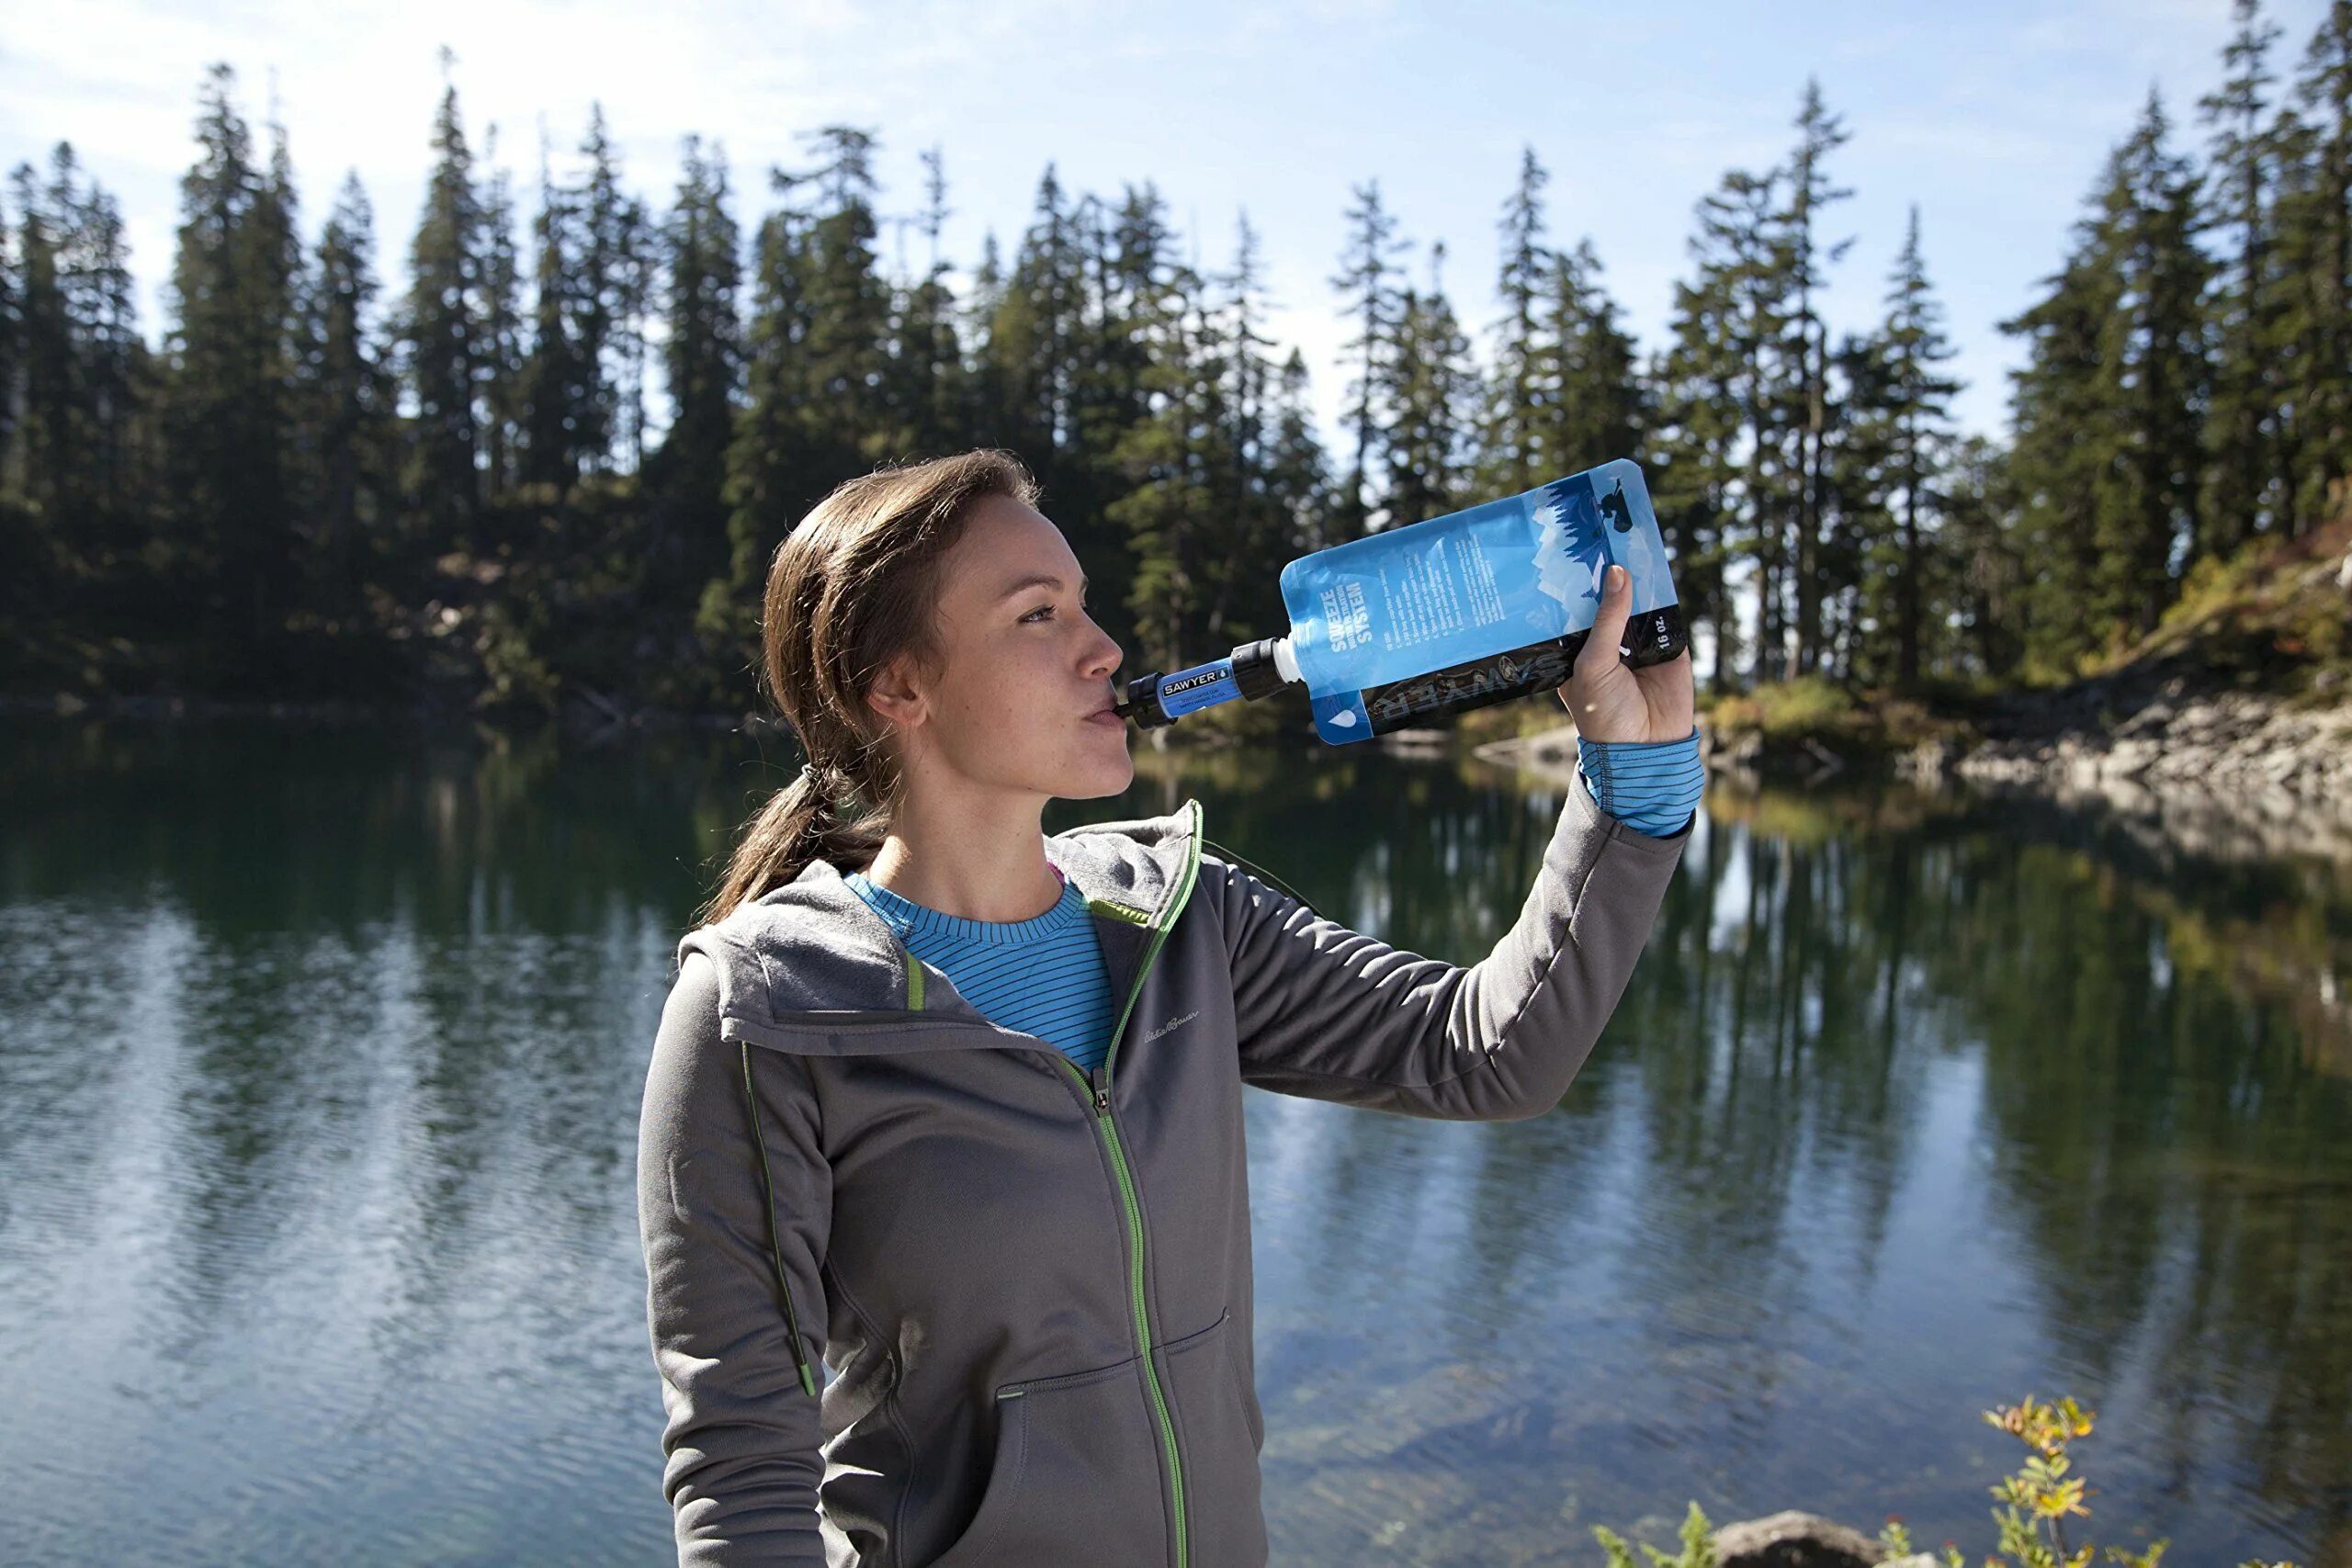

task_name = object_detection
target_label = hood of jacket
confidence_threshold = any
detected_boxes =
[673,797,1204,1057]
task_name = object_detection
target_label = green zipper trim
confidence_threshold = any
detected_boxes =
[1086,897,1155,927]
[741,1042,821,1400]
[904,946,924,1011]
[1055,796,1204,1568]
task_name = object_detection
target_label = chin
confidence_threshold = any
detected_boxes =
[1056,750,1135,801]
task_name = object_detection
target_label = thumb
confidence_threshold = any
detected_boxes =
[1588,562,1634,661]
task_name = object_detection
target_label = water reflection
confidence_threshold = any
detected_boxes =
[1,716,2346,1566]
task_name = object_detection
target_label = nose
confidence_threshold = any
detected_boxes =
[1083,620,1122,680]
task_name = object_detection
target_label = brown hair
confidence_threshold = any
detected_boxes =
[694,448,1043,927]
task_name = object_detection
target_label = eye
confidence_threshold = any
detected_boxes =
[1015,594,1077,625]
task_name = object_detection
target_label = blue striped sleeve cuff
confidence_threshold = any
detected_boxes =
[1576,728,1703,839]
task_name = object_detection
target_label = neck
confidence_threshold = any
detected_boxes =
[863,771,1061,923]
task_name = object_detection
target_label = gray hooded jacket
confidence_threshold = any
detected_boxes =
[637,771,1689,1566]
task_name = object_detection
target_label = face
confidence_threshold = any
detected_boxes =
[866,493,1134,805]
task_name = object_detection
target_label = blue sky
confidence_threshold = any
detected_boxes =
[2,0,2331,459]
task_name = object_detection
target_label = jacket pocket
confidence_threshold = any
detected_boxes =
[1159,1308,1269,1567]
[928,1352,1168,1568]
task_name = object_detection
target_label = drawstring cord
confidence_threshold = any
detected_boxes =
[1200,834,1322,922]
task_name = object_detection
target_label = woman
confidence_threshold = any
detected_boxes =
[638,449,1697,1567]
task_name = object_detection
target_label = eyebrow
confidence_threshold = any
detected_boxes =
[995,570,1089,602]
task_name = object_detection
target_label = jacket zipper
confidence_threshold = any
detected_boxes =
[1058,801,1203,1568]
[854,806,1204,1565]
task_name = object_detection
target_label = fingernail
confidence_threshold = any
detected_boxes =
[1610,565,1626,586]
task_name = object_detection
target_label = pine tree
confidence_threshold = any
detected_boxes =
[1939,434,2026,678]
[794,126,894,478]
[1107,195,1212,663]
[1264,348,1334,560]
[1380,240,1476,529]
[1202,210,1290,646]
[164,64,301,677]
[1480,146,1551,497]
[1826,323,1899,682]
[978,165,1088,488]
[1778,78,1855,678]
[1687,164,1794,684]
[6,147,152,595]
[2198,0,2288,553]
[10,156,82,553]
[2003,242,2118,677]
[519,131,590,494]
[1649,254,1745,682]
[0,179,17,502]
[297,172,397,607]
[1540,237,1645,476]
[2271,0,2352,529]
[1329,180,1406,539]
[401,62,487,552]
[576,104,650,474]
[74,171,146,557]
[2003,90,2211,669]
[1877,206,1961,686]
[477,131,526,503]
[882,144,965,458]
[648,134,740,607]
[713,127,895,650]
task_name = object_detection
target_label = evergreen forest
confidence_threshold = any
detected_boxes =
[3,4,2348,719]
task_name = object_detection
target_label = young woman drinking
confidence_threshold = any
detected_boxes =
[638,449,1698,1567]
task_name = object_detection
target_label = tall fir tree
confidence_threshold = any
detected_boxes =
[1876,206,1961,686]
[648,134,741,612]
[2271,0,2352,530]
[401,62,487,553]
[882,145,966,459]
[1380,240,1476,529]
[1688,164,1795,684]
[164,64,301,679]
[1107,191,1212,664]
[519,130,591,494]
[2004,89,2211,670]
[476,130,526,506]
[1329,180,1406,539]
[295,171,397,611]
[1480,146,1552,497]
[1777,78,1855,678]
[2198,0,2288,554]
[1649,252,1745,682]
[1539,238,1645,477]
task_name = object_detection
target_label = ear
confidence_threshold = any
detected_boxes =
[864,650,928,733]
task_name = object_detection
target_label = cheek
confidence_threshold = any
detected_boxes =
[935,645,1049,734]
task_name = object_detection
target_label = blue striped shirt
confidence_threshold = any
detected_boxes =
[845,860,1117,1073]
[1577,728,1705,838]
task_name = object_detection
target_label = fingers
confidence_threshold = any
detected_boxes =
[1578,563,1634,674]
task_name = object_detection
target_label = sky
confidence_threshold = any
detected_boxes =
[1,0,2334,465]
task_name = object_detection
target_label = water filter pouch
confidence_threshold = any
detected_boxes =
[1278,457,1683,745]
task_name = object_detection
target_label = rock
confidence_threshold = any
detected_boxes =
[1376,726,1453,753]
[1710,1509,1890,1568]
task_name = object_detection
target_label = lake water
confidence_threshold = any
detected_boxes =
[2,716,2346,1567]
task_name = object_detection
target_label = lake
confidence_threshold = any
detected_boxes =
[1,715,2345,1566]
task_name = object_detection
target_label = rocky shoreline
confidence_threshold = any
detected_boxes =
[1474,664,2352,863]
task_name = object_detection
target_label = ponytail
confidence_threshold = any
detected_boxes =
[691,449,1041,929]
